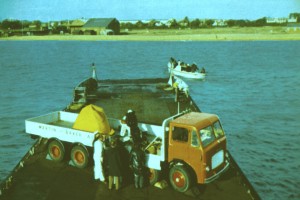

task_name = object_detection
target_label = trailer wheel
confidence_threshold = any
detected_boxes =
[48,140,65,162]
[149,168,160,185]
[70,145,89,169]
[169,165,192,193]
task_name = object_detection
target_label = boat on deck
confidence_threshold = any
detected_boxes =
[168,57,206,80]
[0,65,260,200]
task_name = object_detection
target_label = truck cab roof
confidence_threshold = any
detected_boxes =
[171,112,219,129]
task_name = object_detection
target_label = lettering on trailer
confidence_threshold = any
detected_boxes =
[38,125,92,139]
[38,125,56,132]
[65,130,93,139]
[65,129,82,137]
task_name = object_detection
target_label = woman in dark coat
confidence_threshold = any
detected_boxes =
[130,143,145,189]
[106,139,122,190]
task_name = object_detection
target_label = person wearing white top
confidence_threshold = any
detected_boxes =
[93,134,105,182]
[120,116,131,142]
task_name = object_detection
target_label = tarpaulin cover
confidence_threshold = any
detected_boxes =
[73,104,114,135]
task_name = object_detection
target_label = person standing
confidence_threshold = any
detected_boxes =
[93,134,106,183]
[106,139,122,190]
[130,143,145,189]
[126,109,142,144]
[120,115,131,142]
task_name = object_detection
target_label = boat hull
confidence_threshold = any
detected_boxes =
[168,67,205,79]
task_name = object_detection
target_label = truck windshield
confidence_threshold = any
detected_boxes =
[213,121,224,138]
[199,121,224,147]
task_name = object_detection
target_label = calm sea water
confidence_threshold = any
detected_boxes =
[0,40,299,200]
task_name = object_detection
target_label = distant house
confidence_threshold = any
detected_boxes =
[154,19,169,27]
[70,19,87,34]
[266,17,287,24]
[82,18,120,35]
[287,17,297,23]
[84,29,97,35]
[286,23,300,32]
[72,29,84,35]
[120,19,140,24]
[166,18,176,27]
[212,20,228,27]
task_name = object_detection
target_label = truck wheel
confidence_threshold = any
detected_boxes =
[149,168,160,185]
[48,140,65,162]
[70,145,89,169]
[169,165,192,193]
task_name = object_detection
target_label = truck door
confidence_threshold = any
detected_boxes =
[189,129,202,164]
[188,129,203,182]
[168,126,189,162]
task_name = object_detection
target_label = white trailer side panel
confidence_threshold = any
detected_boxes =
[25,111,96,147]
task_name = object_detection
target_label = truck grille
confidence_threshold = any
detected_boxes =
[211,150,224,169]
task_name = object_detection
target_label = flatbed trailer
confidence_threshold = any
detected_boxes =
[24,110,168,172]
[0,76,261,200]
[25,111,97,147]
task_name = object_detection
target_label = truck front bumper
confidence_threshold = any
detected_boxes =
[204,160,230,184]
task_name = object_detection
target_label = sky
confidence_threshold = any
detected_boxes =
[0,0,300,21]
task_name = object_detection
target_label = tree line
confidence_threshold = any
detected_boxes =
[0,19,42,30]
[1,13,299,32]
[120,17,270,30]
[0,19,70,35]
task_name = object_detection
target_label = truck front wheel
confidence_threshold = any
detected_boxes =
[169,165,192,193]
[48,140,65,162]
[149,168,160,185]
[70,145,89,168]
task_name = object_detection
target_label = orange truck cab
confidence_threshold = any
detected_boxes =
[167,112,229,192]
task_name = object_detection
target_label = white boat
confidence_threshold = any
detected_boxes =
[168,59,206,80]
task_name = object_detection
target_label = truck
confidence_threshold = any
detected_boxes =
[25,106,229,193]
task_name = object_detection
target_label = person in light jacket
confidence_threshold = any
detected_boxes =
[93,134,106,183]
[120,115,131,142]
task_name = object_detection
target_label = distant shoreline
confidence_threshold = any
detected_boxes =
[1,34,299,41]
[1,27,300,41]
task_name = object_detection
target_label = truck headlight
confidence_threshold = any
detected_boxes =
[206,166,210,172]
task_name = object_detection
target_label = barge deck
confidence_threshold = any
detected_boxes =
[0,77,260,200]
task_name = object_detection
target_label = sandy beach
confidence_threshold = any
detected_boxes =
[1,26,300,41]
